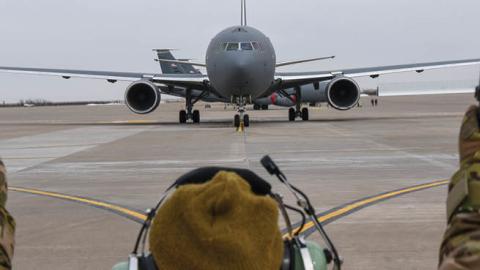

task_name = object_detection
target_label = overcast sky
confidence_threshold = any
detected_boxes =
[0,0,479,102]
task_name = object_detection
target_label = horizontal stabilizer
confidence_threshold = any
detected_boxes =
[156,59,206,68]
[153,49,202,75]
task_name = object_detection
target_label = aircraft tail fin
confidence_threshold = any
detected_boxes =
[241,0,247,26]
[153,49,202,75]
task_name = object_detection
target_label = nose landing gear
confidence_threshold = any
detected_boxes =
[233,96,250,130]
[234,108,250,128]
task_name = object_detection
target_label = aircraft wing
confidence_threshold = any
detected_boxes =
[274,58,480,90]
[379,88,474,97]
[0,66,209,89]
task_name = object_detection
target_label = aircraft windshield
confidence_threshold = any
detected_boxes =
[224,42,258,51]
[226,43,239,51]
[241,42,253,51]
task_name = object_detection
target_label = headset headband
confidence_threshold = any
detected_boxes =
[172,167,272,196]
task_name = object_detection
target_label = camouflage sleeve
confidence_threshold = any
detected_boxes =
[440,213,480,270]
[0,161,15,270]
[439,106,480,270]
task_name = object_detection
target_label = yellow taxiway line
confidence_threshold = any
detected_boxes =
[287,179,449,237]
[10,179,448,233]
[9,187,147,222]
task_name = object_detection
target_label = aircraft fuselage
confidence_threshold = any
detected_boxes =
[206,26,276,100]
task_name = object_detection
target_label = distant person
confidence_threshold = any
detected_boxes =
[0,160,15,270]
[375,99,378,106]
[371,99,375,107]
[439,105,480,269]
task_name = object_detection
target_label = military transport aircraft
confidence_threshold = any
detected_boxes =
[0,0,479,128]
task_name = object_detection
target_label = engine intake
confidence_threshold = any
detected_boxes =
[125,81,161,114]
[326,77,360,110]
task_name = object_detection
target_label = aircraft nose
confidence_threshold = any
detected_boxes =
[232,59,249,77]
[226,59,251,87]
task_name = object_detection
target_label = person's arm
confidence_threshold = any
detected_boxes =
[0,160,15,270]
[439,106,480,270]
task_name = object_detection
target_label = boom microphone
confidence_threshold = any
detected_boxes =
[261,155,343,270]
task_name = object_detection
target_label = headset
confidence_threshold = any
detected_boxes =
[127,157,342,270]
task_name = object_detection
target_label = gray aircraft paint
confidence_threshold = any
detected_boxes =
[206,26,276,99]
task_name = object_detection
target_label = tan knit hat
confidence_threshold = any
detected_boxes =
[149,171,283,270]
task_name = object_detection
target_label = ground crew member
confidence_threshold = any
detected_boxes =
[439,105,480,269]
[113,171,285,270]
[0,160,15,270]
[149,171,284,270]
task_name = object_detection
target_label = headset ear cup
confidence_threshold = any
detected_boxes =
[138,254,158,270]
[281,240,294,270]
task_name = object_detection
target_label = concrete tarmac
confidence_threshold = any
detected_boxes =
[0,94,473,269]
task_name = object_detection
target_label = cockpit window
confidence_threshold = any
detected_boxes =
[224,42,259,51]
[226,43,239,51]
[241,42,253,51]
[252,42,261,50]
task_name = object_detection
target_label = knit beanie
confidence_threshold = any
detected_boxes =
[149,171,283,270]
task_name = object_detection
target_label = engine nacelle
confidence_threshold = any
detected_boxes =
[125,80,161,114]
[325,77,360,110]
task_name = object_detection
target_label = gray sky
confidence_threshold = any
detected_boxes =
[0,0,479,102]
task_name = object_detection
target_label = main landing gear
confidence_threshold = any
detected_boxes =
[179,89,201,124]
[288,87,309,122]
[288,107,309,121]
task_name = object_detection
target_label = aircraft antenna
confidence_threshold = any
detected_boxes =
[241,0,247,26]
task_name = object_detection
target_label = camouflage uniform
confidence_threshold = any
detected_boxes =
[439,106,480,270]
[0,160,15,270]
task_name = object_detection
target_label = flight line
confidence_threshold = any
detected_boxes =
[9,179,448,237]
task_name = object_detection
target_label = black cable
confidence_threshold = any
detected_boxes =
[284,204,306,236]
[282,172,342,270]
[132,194,168,254]
[133,216,150,254]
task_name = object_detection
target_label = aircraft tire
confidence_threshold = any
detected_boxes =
[301,108,309,121]
[261,105,269,110]
[234,114,241,127]
[253,104,260,110]
[244,114,250,127]
[179,110,187,124]
[193,110,200,124]
[288,108,296,121]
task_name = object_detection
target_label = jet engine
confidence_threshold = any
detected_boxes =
[125,80,161,114]
[325,77,361,110]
